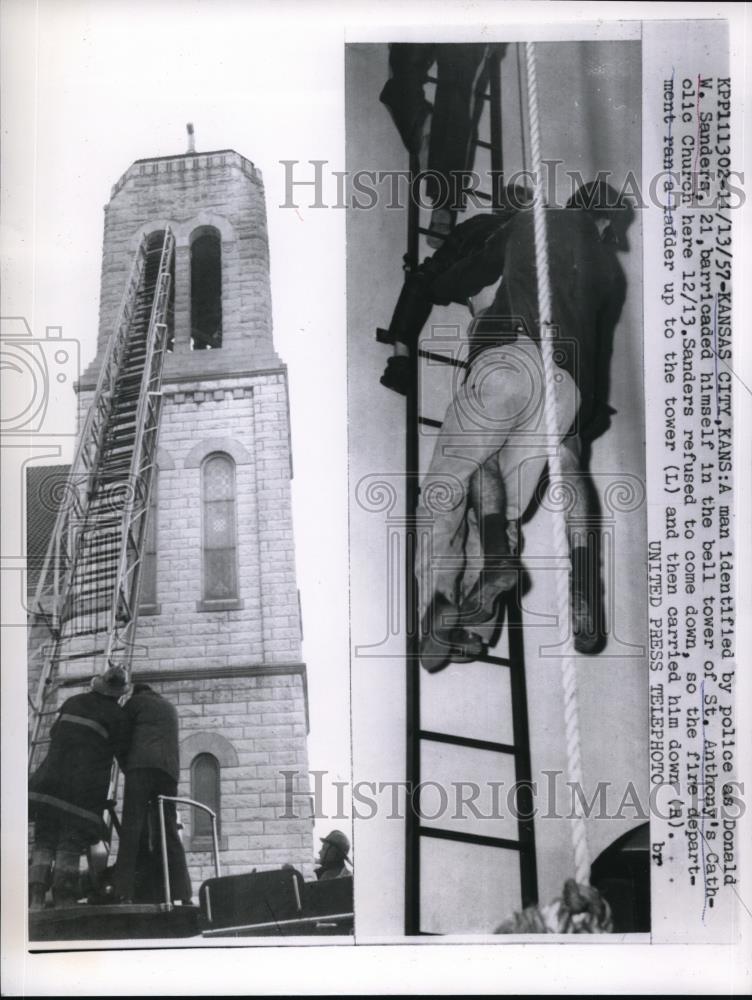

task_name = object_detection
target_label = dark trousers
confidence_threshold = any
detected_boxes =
[30,814,91,902]
[114,768,191,902]
[380,43,490,205]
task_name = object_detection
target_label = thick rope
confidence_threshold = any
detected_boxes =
[524,41,590,886]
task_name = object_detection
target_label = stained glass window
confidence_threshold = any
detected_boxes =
[202,453,238,600]
[191,752,220,838]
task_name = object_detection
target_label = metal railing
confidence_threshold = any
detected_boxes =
[156,795,220,908]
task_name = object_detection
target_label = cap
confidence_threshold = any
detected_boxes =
[320,829,351,857]
[91,666,130,699]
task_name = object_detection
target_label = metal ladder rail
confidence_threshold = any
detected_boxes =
[30,241,148,629]
[99,230,175,855]
[414,46,505,244]
[103,228,174,675]
[29,232,174,878]
[28,232,174,771]
[403,48,538,935]
[28,239,151,761]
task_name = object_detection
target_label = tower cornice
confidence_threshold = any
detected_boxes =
[110,149,263,200]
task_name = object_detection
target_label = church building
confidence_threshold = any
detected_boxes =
[28,144,315,889]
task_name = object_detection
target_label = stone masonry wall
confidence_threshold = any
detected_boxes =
[81,151,280,388]
[76,370,300,668]
[168,671,314,888]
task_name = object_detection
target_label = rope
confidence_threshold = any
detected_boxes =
[524,41,590,886]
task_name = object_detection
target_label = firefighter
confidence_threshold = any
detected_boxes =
[28,666,130,908]
[111,684,192,904]
[315,830,352,881]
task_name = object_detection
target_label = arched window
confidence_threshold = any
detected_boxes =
[146,230,175,352]
[190,227,222,350]
[201,453,238,602]
[191,753,220,839]
[139,467,159,611]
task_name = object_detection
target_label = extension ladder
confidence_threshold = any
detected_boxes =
[28,229,175,776]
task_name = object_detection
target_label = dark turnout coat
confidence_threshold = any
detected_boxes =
[123,687,180,780]
[29,690,129,844]
[468,208,626,432]
[389,207,626,441]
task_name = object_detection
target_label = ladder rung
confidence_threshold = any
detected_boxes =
[53,649,108,662]
[84,510,125,522]
[418,826,525,852]
[71,583,117,600]
[419,729,516,756]
[96,461,133,472]
[418,416,443,429]
[78,535,120,547]
[86,504,124,531]
[102,442,135,454]
[103,438,135,449]
[74,563,119,579]
[418,227,448,242]
[474,652,512,667]
[418,349,469,370]
[60,621,119,637]
[475,139,493,150]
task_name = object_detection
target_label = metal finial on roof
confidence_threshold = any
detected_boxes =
[187,123,195,154]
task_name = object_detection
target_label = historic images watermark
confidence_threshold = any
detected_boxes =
[278,159,745,212]
[280,767,744,825]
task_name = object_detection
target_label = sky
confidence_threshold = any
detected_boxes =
[2,0,351,847]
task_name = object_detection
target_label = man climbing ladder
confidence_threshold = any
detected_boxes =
[379,181,633,671]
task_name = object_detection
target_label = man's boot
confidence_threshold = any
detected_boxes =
[571,545,603,654]
[29,882,48,911]
[420,592,483,673]
[53,850,83,906]
[380,355,411,395]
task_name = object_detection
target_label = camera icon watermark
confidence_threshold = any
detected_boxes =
[0,317,80,436]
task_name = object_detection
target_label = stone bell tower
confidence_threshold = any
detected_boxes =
[77,145,314,885]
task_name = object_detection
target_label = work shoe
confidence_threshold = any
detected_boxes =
[421,624,484,672]
[446,627,485,663]
[420,594,483,672]
[380,355,411,396]
[459,560,519,626]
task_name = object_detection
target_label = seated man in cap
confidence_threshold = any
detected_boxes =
[28,665,130,908]
[394,182,632,670]
[315,829,352,881]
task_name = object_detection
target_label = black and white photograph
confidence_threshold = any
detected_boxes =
[3,0,352,956]
[1,1,749,996]
[347,35,649,937]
